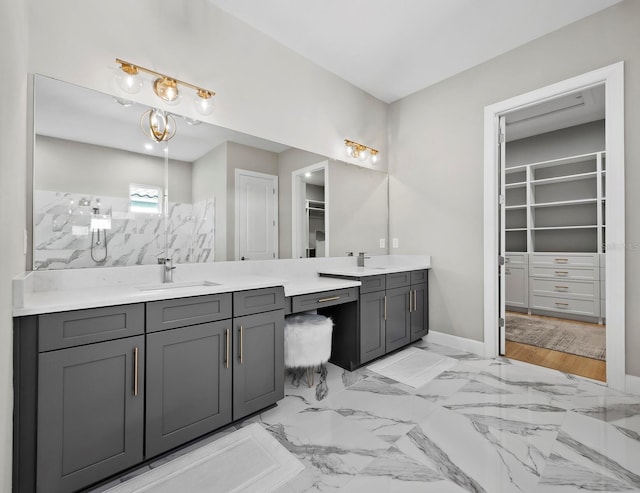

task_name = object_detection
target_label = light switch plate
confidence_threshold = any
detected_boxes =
[392,238,399,248]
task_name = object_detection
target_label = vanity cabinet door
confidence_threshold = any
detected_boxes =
[385,286,412,352]
[37,336,144,493]
[359,290,386,364]
[410,282,429,342]
[233,310,284,420]
[145,321,232,458]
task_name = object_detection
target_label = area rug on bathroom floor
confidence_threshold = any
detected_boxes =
[506,312,606,360]
[104,424,304,493]
[367,347,456,388]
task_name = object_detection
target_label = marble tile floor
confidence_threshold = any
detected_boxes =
[92,342,640,493]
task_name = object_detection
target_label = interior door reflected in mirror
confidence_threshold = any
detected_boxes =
[30,74,389,270]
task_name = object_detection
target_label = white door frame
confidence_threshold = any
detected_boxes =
[234,168,279,261]
[292,161,329,258]
[483,62,625,390]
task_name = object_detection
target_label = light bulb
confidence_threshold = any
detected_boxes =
[115,64,143,94]
[370,151,379,164]
[153,77,181,104]
[359,149,367,161]
[194,89,215,115]
[345,142,354,157]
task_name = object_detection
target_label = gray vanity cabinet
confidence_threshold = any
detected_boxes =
[232,309,284,420]
[145,320,232,458]
[410,281,429,341]
[385,285,412,352]
[37,335,145,493]
[359,290,386,363]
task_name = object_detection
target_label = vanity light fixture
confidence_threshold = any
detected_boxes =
[140,108,176,143]
[344,139,379,164]
[115,58,216,115]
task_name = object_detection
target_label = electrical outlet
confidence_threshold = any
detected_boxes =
[392,238,399,249]
[379,238,386,249]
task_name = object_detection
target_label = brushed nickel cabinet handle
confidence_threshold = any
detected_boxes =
[318,296,340,303]
[554,285,569,290]
[554,271,569,275]
[225,329,230,369]
[408,292,413,312]
[555,302,569,307]
[384,295,387,321]
[239,326,244,364]
[133,347,139,397]
[413,290,417,312]
[554,258,569,263]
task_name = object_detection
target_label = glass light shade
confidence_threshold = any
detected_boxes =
[115,70,143,95]
[345,143,354,157]
[194,90,215,115]
[370,152,379,164]
[359,149,367,161]
[153,77,181,104]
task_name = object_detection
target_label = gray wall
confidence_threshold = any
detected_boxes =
[35,136,193,203]
[506,120,605,167]
[0,0,28,488]
[192,142,227,260]
[329,162,388,258]
[388,0,640,376]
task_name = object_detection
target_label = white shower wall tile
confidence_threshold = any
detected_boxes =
[33,190,215,270]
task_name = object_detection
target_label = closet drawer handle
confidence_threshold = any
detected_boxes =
[505,268,511,274]
[554,302,569,307]
[554,271,569,275]
[554,285,569,290]
[317,296,340,303]
[554,258,569,263]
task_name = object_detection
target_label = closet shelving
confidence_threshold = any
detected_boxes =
[505,151,606,254]
[504,151,606,321]
[305,199,325,257]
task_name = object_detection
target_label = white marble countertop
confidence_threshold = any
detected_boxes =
[13,255,430,316]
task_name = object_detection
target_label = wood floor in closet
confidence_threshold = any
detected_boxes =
[505,340,606,382]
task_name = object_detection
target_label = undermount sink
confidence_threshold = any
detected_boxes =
[136,280,221,291]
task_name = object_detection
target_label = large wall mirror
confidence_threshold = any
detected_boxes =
[31,75,389,270]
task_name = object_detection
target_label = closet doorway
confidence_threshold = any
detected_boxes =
[501,90,606,380]
[292,162,329,258]
[483,63,625,390]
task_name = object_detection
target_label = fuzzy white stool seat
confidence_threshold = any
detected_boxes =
[284,313,333,387]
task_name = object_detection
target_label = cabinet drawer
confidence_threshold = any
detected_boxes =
[360,275,385,294]
[530,278,599,300]
[529,266,599,281]
[410,270,428,284]
[506,254,527,265]
[530,295,600,317]
[386,272,411,289]
[147,294,232,333]
[233,287,285,317]
[291,287,358,312]
[530,253,598,267]
[39,304,144,351]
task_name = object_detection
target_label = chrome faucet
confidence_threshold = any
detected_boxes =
[357,252,370,267]
[158,257,176,283]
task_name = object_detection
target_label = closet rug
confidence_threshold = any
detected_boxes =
[506,312,606,361]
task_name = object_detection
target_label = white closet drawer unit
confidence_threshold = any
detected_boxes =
[530,253,598,267]
[529,266,599,281]
[505,265,528,308]
[530,295,600,317]
[505,253,527,265]
[530,278,599,300]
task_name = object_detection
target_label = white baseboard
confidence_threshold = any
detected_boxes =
[425,331,485,357]
[626,374,640,396]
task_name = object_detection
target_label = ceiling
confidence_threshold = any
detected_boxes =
[207,0,622,103]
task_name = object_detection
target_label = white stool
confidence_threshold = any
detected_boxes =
[284,313,333,387]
